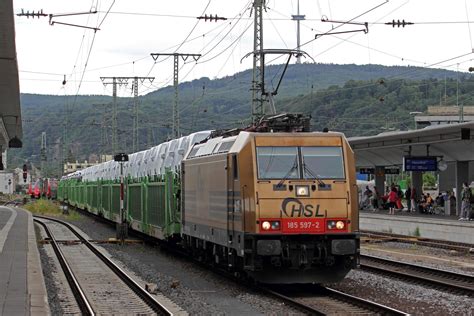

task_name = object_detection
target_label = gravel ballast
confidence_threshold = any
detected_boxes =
[45,212,303,315]
[36,211,473,315]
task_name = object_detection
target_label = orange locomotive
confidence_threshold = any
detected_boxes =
[182,130,359,284]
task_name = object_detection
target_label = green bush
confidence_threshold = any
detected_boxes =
[25,199,81,220]
[413,226,421,237]
[24,199,61,215]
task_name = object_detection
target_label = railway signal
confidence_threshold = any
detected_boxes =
[23,164,28,183]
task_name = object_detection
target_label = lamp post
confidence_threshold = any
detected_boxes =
[114,153,129,243]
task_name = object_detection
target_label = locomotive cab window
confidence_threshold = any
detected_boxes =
[256,147,299,179]
[256,146,345,180]
[301,147,345,179]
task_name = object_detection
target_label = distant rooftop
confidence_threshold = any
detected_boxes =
[426,106,474,115]
[414,106,474,128]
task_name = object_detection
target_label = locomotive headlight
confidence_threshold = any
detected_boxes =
[261,221,271,230]
[336,221,345,230]
[296,185,309,197]
[271,221,281,230]
[327,221,336,229]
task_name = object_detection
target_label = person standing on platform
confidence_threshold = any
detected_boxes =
[405,186,412,212]
[363,186,373,210]
[388,187,398,215]
[373,187,379,211]
[459,182,472,221]
[410,187,417,212]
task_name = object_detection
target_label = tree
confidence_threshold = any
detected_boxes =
[422,172,437,188]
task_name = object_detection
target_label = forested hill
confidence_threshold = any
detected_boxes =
[15,63,473,174]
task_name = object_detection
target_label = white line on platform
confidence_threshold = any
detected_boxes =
[0,207,17,253]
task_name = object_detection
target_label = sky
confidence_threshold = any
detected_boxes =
[13,0,474,97]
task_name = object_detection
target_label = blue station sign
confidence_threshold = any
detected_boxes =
[403,156,438,172]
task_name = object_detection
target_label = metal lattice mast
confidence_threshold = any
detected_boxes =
[150,53,201,139]
[93,103,109,162]
[133,77,139,152]
[101,107,107,162]
[173,56,179,138]
[112,78,117,154]
[251,0,265,123]
[40,132,46,175]
[62,95,68,175]
[147,127,152,149]
[292,0,305,64]
[101,76,154,154]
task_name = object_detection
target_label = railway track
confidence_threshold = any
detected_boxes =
[34,215,172,316]
[361,230,474,253]
[360,254,474,296]
[2,197,24,206]
[261,284,409,315]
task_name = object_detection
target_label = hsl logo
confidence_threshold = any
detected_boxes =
[280,198,324,218]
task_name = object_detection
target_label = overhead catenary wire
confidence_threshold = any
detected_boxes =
[96,9,474,25]
[144,0,212,78]
[140,1,252,94]
[264,2,474,99]
[16,0,474,144]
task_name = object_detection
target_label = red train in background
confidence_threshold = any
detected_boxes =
[29,178,58,199]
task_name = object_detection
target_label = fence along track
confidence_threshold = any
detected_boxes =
[360,254,474,296]
[34,215,173,315]
[261,285,409,315]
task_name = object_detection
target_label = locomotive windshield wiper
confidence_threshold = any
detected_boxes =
[302,162,326,186]
[276,157,299,188]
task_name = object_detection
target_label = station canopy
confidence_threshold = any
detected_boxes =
[0,0,22,149]
[348,122,474,168]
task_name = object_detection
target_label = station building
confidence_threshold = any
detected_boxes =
[415,105,474,129]
[349,121,474,216]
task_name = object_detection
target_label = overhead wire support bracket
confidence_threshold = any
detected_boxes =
[49,21,100,31]
[241,49,314,115]
[17,8,99,31]
[315,17,369,39]
[49,10,99,31]
[150,53,201,63]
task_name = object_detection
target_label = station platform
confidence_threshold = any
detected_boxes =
[360,210,474,244]
[0,206,49,315]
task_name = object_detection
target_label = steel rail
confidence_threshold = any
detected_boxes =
[1,198,23,206]
[260,285,409,315]
[34,215,173,315]
[258,286,325,315]
[324,287,410,315]
[360,254,474,296]
[34,219,95,316]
